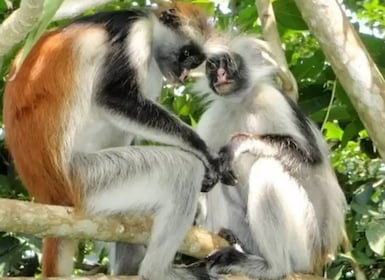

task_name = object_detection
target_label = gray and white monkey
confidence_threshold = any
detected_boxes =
[4,3,235,280]
[194,36,347,279]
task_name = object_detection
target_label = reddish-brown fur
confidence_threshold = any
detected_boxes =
[155,1,212,40]
[3,2,207,276]
[3,29,79,276]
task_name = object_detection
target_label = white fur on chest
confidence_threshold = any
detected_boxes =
[197,84,302,150]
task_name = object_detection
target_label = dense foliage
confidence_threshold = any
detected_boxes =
[0,0,384,278]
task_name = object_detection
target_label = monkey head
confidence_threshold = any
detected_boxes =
[203,37,278,99]
[153,2,212,83]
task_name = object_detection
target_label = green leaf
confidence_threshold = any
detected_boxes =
[273,0,308,30]
[326,263,344,279]
[323,122,343,141]
[350,201,371,215]
[352,249,377,265]
[191,0,215,15]
[236,6,257,31]
[360,33,385,67]
[334,82,359,117]
[311,106,352,123]
[341,119,364,147]
[291,50,325,82]
[366,220,385,256]
[0,0,6,12]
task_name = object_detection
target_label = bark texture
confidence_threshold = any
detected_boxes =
[255,0,298,100]
[293,0,385,159]
[0,0,44,56]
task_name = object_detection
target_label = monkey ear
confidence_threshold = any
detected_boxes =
[159,8,181,29]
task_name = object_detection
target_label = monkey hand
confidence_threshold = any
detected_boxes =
[205,247,246,272]
[201,162,220,193]
[217,145,238,186]
[201,146,238,192]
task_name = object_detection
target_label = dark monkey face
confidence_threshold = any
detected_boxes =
[154,39,206,83]
[154,7,207,83]
[205,52,248,96]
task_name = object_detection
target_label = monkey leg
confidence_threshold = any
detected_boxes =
[109,242,146,275]
[70,146,208,280]
[206,157,320,279]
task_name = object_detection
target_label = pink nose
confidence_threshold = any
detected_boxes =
[217,67,226,77]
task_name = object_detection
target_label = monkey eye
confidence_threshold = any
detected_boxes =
[183,49,190,57]
[206,60,217,71]
[167,8,176,14]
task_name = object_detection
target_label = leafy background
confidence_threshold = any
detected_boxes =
[0,0,385,278]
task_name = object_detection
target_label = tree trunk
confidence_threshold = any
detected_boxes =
[293,0,385,159]
[255,0,298,101]
[0,0,44,56]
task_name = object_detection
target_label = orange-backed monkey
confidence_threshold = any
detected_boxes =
[3,3,234,279]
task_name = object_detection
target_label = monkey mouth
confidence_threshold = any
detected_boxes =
[178,69,190,82]
[214,80,235,95]
[167,69,190,84]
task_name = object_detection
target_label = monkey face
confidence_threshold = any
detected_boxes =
[154,39,206,83]
[205,52,248,96]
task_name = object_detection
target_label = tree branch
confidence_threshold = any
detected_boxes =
[0,198,227,259]
[0,274,247,280]
[255,0,298,101]
[0,0,45,56]
[2,273,326,280]
[0,198,327,280]
[293,0,385,159]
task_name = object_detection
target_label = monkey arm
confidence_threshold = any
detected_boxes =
[101,95,213,161]
[230,132,323,170]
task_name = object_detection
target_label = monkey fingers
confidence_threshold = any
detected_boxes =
[205,247,246,271]
[200,165,219,192]
[217,145,238,186]
[217,228,240,246]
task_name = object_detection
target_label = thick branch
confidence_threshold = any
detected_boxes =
[0,275,248,280]
[0,198,326,280]
[293,0,385,159]
[0,0,44,56]
[2,273,326,280]
[0,198,227,259]
[255,0,298,100]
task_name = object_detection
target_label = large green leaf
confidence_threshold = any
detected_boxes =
[311,106,352,123]
[360,33,385,67]
[273,0,308,30]
[0,0,6,12]
[341,118,364,147]
[323,122,343,141]
[291,50,325,82]
[366,220,385,256]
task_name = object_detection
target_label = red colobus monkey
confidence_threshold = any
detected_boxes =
[3,3,233,279]
[195,36,347,279]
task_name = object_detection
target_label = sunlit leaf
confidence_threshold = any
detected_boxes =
[366,221,385,256]
[323,122,343,141]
